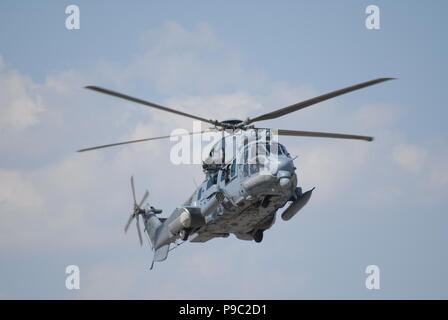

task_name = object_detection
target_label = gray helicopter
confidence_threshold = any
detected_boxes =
[78,77,394,269]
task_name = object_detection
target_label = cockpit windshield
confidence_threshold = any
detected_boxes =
[270,142,289,157]
[242,141,290,160]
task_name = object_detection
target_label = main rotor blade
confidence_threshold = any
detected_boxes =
[136,215,143,246]
[130,176,137,205]
[85,86,218,126]
[277,129,373,142]
[246,78,395,124]
[77,130,208,152]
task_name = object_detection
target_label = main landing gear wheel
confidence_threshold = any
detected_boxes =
[254,230,264,243]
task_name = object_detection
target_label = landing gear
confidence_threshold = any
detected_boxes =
[253,229,264,243]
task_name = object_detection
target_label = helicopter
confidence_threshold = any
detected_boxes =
[78,77,394,269]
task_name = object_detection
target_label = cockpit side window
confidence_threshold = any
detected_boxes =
[206,174,217,189]
[230,159,237,177]
[225,159,237,185]
[206,179,212,189]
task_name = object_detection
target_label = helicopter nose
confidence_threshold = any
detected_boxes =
[272,157,295,189]
[270,157,294,176]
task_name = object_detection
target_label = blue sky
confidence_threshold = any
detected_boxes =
[0,1,447,299]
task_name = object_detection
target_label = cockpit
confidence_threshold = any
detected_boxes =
[203,130,291,178]
[242,141,290,160]
[238,140,291,176]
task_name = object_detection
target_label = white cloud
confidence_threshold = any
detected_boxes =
[430,164,448,188]
[44,69,86,95]
[392,144,427,173]
[354,103,401,129]
[0,154,123,251]
[79,262,142,299]
[0,63,44,131]
[292,142,370,200]
[125,21,267,95]
[0,170,44,214]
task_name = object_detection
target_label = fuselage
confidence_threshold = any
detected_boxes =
[186,129,298,242]
[147,128,300,250]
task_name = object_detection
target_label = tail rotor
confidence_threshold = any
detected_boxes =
[125,176,149,246]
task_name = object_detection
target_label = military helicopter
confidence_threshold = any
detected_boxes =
[78,78,394,269]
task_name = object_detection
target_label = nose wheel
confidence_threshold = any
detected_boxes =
[253,229,264,243]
